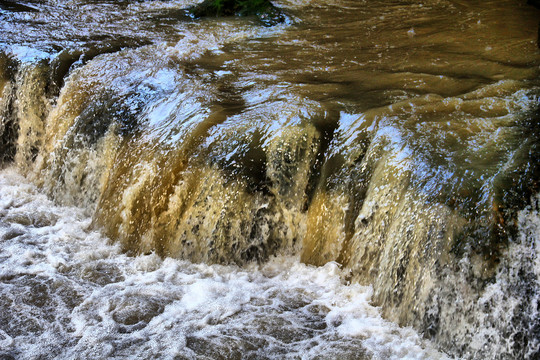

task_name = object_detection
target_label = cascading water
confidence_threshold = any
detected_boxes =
[0,0,539,359]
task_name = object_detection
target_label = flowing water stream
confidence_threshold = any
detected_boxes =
[0,0,539,359]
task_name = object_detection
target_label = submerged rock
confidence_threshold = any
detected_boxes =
[189,0,287,26]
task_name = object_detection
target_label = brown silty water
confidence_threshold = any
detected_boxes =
[0,0,539,358]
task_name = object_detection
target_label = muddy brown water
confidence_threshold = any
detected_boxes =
[0,0,539,358]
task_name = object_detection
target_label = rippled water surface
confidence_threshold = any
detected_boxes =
[0,0,539,359]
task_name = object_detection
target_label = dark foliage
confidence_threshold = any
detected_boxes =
[189,0,286,26]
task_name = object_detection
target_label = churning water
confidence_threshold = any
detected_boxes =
[0,168,449,359]
[0,0,539,359]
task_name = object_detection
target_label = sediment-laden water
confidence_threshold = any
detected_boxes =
[0,0,539,359]
[0,168,450,359]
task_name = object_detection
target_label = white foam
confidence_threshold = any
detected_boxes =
[0,168,450,359]
[5,45,51,62]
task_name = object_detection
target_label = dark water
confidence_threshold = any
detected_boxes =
[0,0,539,359]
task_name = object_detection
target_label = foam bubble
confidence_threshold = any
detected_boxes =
[0,168,450,359]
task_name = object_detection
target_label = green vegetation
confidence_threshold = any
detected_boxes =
[212,0,269,16]
[189,0,286,26]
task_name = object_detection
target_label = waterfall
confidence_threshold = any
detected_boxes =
[1,0,539,358]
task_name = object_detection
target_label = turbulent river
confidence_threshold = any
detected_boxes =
[0,0,539,359]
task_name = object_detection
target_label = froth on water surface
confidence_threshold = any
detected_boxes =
[0,0,539,359]
[0,169,449,359]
